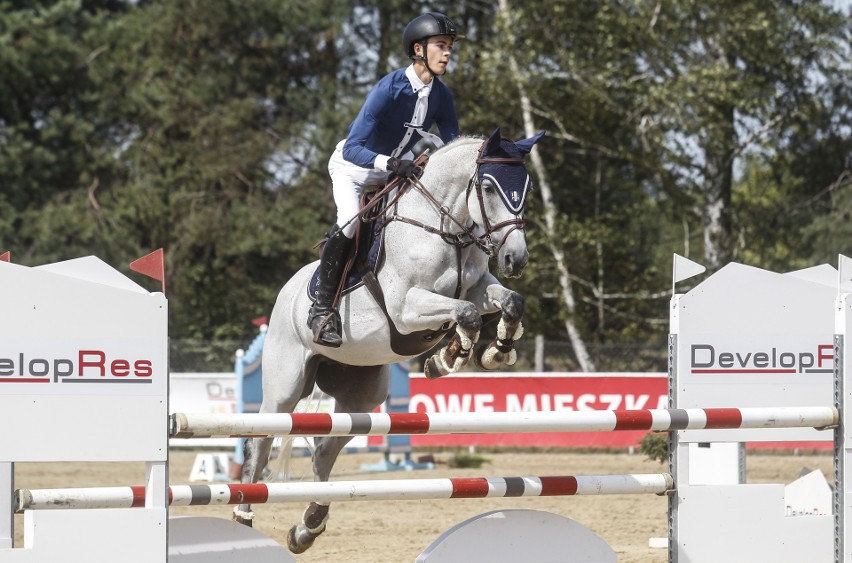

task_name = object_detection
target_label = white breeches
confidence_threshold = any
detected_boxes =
[328,141,386,238]
[328,140,412,238]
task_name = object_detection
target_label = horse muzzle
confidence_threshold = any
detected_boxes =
[498,243,529,278]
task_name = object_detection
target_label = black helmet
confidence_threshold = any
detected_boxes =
[403,12,460,58]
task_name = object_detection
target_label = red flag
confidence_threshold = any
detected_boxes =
[130,248,165,294]
[0,251,9,262]
[252,316,269,327]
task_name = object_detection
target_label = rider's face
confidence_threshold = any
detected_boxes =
[418,35,454,75]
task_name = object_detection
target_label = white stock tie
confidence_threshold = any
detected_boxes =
[391,86,443,158]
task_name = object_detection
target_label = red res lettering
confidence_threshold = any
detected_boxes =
[78,350,106,376]
[111,359,130,377]
[134,360,153,378]
[79,351,152,378]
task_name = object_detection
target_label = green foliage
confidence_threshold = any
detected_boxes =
[628,0,851,268]
[803,179,852,263]
[640,433,668,465]
[1,0,849,352]
[2,0,344,339]
[448,451,490,469]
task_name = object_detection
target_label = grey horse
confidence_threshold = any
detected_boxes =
[236,128,544,553]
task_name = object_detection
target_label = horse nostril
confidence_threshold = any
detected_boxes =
[503,253,523,277]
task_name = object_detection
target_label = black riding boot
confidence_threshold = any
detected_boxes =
[307,226,352,347]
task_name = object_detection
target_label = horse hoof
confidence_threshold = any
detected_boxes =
[232,511,254,528]
[287,525,318,554]
[424,356,444,380]
[473,345,494,370]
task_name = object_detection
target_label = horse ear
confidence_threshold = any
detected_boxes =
[514,130,546,155]
[485,127,502,154]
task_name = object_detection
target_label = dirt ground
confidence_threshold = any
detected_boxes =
[12,449,833,562]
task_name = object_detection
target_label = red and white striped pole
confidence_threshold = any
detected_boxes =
[16,473,673,512]
[170,406,838,439]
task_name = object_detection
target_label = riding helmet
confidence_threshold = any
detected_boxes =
[403,12,460,58]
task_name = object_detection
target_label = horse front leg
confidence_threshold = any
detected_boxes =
[470,279,526,371]
[424,322,482,379]
[398,287,483,379]
[475,314,524,370]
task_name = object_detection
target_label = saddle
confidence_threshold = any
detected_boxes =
[307,153,455,355]
[306,187,389,303]
[308,150,431,302]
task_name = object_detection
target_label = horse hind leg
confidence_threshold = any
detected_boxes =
[235,390,307,527]
[233,435,275,526]
[288,363,389,554]
[288,499,330,554]
[286,435,352,554]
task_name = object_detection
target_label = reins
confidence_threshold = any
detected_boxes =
[315,151,431,250]
[380,137,528,299]
[382,138,527,258]
[323,137,528,300]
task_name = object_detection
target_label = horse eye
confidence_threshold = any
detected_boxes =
[481,180,496,193]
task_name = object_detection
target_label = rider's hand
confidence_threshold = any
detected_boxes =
[386,157,419,180]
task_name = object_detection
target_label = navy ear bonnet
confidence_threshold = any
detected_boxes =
[478,128,545,215]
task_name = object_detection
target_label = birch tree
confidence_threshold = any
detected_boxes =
[634,0,850,268]
[494,0,596,371]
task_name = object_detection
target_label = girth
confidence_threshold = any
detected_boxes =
[361,272,453,357]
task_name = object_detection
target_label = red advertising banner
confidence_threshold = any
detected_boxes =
[407,373,667,448]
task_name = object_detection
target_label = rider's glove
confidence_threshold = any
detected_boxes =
[386,157,419,180]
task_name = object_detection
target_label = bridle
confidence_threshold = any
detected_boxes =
[351,138,527,300]
[467,137,527,257]
[374,138,527,259]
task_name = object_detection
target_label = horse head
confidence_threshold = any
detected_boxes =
[469,127,545,278]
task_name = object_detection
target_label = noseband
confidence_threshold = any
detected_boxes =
[467,138,527,257]
[358,137,529,297]
[373,137,529,260]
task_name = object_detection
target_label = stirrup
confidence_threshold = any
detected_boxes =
[309,309,342,348]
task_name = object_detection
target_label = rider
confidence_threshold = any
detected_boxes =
[307,12,462,347]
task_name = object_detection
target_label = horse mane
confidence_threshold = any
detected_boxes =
[416,136,481,189]
[431,135,482,157]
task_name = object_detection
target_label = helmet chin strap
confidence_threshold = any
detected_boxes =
[412,40,439,78]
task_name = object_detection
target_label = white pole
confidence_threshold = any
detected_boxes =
[170,407,839,439]
[17,473,674,511]
[534,334,545,372]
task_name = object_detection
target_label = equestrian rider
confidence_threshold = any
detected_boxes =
[307,12,462,347]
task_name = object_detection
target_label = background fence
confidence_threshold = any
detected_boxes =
[168,338,667,374]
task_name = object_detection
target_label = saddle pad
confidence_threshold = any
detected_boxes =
[307,226,385,302]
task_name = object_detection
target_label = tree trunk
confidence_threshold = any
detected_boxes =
[701,101,736,270]
[496,0,596,372]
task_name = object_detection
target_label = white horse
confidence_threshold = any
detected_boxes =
[236,128,544,553]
